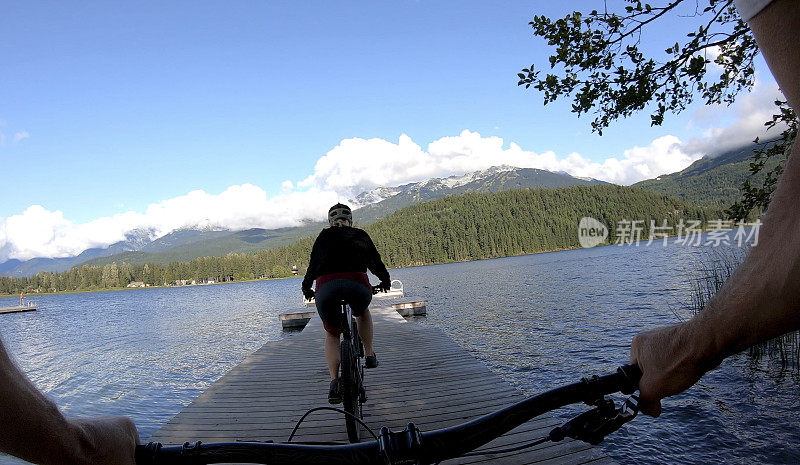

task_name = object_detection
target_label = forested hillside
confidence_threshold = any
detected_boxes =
[634,141,782,208]
[366,185,720,267]
[0,185,720,295]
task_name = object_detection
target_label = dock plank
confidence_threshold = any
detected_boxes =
[149,307,610,464]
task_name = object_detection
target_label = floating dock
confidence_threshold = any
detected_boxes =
[0,305,38,314]
[149,307,610,464]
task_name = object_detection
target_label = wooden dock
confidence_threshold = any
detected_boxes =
[149,307,611,464]
[0,305,38,314]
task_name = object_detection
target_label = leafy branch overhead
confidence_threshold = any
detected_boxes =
[519,0,796,219]
[518,0,757,133]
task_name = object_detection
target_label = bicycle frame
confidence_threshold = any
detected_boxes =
[339,300,355,341]
[339,299,365,443]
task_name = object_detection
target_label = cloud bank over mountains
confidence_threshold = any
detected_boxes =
[0,81,785,262]
[685,80,787,155]
[0,186,340,262]
[301,130,699,198]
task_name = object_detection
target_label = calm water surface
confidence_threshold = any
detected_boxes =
[0,239,797,464]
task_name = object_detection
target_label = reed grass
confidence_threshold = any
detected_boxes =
[689,248,800,369]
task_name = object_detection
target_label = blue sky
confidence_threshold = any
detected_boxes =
[0,1,781,261]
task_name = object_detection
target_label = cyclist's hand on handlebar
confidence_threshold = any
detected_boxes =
[68,416,139,465]
[302,287,315,300]
[630,321,720,417]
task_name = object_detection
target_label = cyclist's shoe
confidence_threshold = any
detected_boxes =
[365,353,379,369]
[328,379,342,404]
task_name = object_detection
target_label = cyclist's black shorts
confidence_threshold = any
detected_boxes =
[315,279,372,336]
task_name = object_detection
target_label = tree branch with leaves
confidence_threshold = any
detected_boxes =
[518,0,796,219]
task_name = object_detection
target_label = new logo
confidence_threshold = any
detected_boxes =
[578,217,608,248]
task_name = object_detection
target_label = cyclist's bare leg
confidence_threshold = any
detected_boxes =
[325,331,340,380]
[355,308,375,357]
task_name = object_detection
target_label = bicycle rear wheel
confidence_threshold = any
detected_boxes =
[340,338,362,443]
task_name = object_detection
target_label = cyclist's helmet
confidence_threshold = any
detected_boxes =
[328,203,353,226]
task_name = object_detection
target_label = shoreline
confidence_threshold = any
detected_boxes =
[0,229,747,298]
[0,274,299,299]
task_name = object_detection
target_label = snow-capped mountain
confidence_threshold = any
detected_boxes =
[351,166,519,207]
[351,186,403,206]
[351,165,606,223]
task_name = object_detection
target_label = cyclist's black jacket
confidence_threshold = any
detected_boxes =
[302,226,390,291]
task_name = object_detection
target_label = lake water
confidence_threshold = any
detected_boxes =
[0,238,798,464]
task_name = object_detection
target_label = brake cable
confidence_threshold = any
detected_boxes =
[443,395,639,458]
[289,406,393,464]
[287,406,381,442]
[455,395,638,463]
[452,375,641,460]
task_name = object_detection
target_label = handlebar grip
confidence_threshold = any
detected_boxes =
[135,442,160,465]
[617,363,642,395]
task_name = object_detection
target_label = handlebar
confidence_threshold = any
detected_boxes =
[136,364,641,465]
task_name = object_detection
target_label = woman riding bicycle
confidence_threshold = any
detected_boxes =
[301,203,391,404]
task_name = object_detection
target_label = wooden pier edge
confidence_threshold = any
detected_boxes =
[149,307,613,465]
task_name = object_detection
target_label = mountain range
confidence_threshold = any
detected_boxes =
[0,230,152,278]
[352,165,605,223]
[1,167,603,276]
[1,143,768,277]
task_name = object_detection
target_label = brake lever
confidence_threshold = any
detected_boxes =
[549,395,639,445]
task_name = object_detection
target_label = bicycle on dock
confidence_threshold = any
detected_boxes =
[335,290,365,443]
[136,364,642,464]
[340,284,389,442]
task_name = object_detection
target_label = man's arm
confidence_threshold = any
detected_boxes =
[0,336,139,464]
[630,0,800,417]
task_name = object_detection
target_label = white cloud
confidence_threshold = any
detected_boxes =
[704,45,724,72]
[298,134,434,198]
[1,206,82,262]
[296,129,701,195]
[0,185,340,262]
[13,131,29,143]
[0,75,781,263]
[138,184,337,233]
[551,135,702,184]
[687,76,787,155]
